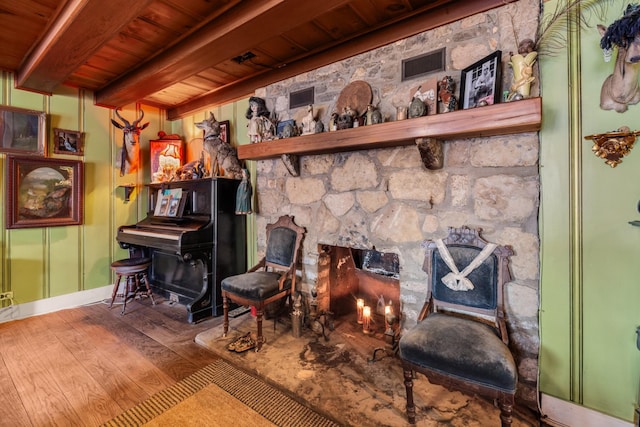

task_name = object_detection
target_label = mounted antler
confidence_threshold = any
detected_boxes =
[111,108,149,176]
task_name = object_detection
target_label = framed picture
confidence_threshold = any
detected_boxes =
[53,128,84,155]
[5,156,84,229]
[459,51,502,109]
[150,139,183,182]
[0,106,47,155]
[219,120,230,144]
[276,119,296,138]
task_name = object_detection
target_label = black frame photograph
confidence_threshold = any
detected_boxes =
[53,128,84,155]
[0,105,47,155]
[459,51,502,109]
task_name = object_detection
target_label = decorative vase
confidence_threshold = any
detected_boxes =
[508,51,537,99]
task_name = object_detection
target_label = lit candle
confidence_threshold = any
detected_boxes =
[356,298,364,324]
[363,306,371,333]
[384,305,391,331]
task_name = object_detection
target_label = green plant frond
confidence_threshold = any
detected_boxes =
[535,0,615,56]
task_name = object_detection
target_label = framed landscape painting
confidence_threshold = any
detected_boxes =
[0,106,47,155]
[5,156,84,229]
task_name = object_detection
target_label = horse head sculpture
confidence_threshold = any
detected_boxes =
[599,4,640,113]
[194,112,243,179]
[111,109,149,176]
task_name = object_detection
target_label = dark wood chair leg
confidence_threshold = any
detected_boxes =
[499,396,514,427]
[403,366,416,424]
[256,306,264,351]
[110,274,122,308]
[222,295,229,337]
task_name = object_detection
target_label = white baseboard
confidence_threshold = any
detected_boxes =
[0,285,113,324]
[541,394,634,427]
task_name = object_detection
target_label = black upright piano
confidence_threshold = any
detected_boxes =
[117,178,246,323]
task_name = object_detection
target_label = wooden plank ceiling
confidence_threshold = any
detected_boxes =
[0,0,513,120]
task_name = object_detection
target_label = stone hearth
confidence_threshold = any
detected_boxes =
[195,312,538,427]
[251,0,540,409]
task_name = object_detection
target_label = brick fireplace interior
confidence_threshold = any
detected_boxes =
[314,244,401,337]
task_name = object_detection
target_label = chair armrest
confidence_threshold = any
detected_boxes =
[247,257,266,272]
[277,265,297,291]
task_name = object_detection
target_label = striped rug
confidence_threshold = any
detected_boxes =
[103,358,340,427]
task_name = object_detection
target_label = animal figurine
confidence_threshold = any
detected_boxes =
[438,76,458,113]
[300,104,317,135]
[194,112,243,179]
[598,4,640,113]
[111,109,149,176]
[176,158,205,180]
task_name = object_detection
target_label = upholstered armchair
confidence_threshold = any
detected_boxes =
[399,226,517,426]
[221,215,304,352]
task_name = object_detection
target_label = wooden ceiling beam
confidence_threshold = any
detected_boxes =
[15,0,155,94]
[167,0,514,120]
[94,0,352,109]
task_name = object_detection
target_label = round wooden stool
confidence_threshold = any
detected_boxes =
[109,257,155,315]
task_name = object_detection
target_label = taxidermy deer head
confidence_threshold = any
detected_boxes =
[111,109,149,176]
[598,4,640,113]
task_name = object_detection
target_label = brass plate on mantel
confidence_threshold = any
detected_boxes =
[335,80,373,116]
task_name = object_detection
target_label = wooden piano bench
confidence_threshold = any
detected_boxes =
[109,257,156,315]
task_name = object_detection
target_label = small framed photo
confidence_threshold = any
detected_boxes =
[276,119,296,138]
[459,51,502,109]
[0,106,47,155]
[219,120,230,144]
[5,156,84,229]
[53,128,84,155]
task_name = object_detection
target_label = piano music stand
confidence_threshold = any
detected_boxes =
[109,257,156,315]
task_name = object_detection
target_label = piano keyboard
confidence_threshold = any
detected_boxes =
[119,228,180,241]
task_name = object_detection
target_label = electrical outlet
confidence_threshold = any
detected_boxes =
[0,291,13,301]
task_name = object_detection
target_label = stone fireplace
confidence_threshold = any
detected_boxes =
[251,0,540,409]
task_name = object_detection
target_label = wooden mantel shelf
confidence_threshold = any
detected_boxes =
[237,97,542,161]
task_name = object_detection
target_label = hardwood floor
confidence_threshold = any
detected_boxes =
[0,297,222,427]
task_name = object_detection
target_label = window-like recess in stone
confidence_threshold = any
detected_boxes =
[402,48,446,81]
[289,87,315,109]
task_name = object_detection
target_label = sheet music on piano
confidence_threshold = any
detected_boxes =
[153,188,186,217]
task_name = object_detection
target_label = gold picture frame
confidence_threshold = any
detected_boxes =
[0,105,47,155]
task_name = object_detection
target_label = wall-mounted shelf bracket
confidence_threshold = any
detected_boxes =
[415,137,443,170]
[118,184,136,203]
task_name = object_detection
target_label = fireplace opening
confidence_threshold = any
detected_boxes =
[315,244,401,338]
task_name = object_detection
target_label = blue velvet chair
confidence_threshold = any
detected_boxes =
[221,215,304,351]
[399,226,517,426]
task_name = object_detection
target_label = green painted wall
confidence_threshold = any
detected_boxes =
[0,73,173,305]
[0,72,256,311]
[539,1,640,421]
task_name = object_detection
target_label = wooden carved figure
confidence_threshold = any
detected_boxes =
[598,4,640,113]
[111,109,149,176]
